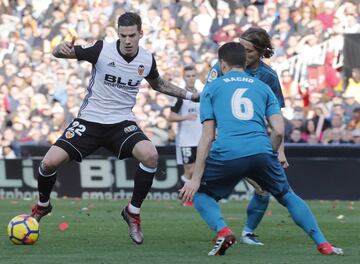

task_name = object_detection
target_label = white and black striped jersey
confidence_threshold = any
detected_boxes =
[171,98,202,147]
[74,40,159,124]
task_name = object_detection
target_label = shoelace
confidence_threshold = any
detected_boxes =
[132,216,141,226]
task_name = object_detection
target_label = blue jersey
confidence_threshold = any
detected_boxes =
[207,61,285,107]
[200,71,281,160]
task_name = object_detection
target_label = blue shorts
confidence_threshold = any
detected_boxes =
[198,153,290,201]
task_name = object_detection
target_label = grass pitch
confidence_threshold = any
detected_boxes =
[1,199,359,264]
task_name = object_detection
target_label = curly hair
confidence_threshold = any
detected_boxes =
[241,27,274,58]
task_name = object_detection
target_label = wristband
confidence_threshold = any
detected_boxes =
[185,91,193,100]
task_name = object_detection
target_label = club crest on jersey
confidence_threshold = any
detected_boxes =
[124,125,138,133]
[65,131,75,139]
[208,69,218,82]
[138,65,145,76]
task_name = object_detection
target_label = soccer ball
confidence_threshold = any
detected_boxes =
[7,214,39,245]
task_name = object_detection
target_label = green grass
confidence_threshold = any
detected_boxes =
[0,199,359,264]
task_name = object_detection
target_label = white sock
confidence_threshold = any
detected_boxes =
[128,203,140,214]
[38,200,50,207]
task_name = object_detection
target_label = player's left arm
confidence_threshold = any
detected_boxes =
[271,76,289,168]
[179,120,215,202]
[268,114,285,152]
[147,76,200,102]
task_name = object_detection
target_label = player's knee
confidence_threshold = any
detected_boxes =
[39,160,58,177]
[141,149,158,168]
[275,191,291,207]
[254,188,269,196]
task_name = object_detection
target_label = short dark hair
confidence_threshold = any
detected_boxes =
[117,12,142,31]
[241,27,274,58]
[183,64,195,72]
[218,42,246,68]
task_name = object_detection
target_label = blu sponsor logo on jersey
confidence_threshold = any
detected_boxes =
[104,74,141,87]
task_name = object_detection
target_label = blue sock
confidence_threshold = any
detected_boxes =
[243,193,270,233]
[193,193,227,232]
[280,191,327,246]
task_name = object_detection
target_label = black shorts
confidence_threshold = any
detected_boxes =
[180,146,197,164]
[54,118,149,162]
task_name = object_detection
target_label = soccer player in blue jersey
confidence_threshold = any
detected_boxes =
[206,27,288,245]
[180,42,343,256]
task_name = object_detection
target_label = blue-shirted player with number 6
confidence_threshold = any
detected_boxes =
[179,42,343,256]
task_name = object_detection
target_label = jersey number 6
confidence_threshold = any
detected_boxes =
[231,88,254,120]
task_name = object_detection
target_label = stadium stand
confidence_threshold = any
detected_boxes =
[0,0,360,158]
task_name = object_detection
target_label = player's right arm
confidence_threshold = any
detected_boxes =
[167,98,197,122]
[52,37,77,59]
[53,39,103,64]
[168,111,197,122]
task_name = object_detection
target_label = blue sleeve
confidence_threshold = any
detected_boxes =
[206,62,221,84]
[265,85,281,118]
[200,84,215,123]
[269,75,285,108]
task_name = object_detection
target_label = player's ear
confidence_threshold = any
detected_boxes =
[219,59,227,74]
[139,30,143,39]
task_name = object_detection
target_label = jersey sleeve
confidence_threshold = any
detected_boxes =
[200,84,215,123]
[205,62,220,84]
[145,55,160,80]
[74,40,103,64]
[170,98,183,113]
[265,85,281,118]
[269,74,285,108]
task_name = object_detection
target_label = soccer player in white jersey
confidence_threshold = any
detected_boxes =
[168,65,202,207]
[30,12,200,245]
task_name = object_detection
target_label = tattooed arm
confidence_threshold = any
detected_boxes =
[147,76,200,102]
[52,37,77,59]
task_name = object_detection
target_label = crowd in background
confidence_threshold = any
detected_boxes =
[0,0,360,158]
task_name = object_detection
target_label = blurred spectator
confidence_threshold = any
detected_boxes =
[0,0,359,155]
[343,91,360,119]
[289,128,306,143]
[352,129,360,144]
[229,3,247,27]
[316,1,336,30]
[346,68,360,103]
[347,107,360,130]
[210,0,230,36]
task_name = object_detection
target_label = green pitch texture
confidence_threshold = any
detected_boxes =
[1,199,359,264]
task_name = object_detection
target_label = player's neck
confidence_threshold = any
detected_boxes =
[228,67,244,73]
[246,61,260,70]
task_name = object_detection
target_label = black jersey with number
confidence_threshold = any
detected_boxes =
[74,40,159,124]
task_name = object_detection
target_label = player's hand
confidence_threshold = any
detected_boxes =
[186,113,197,121]
[278,151,289,169]
[191,92,200,102]
[58,36,76,56]
[179,179,200,203]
